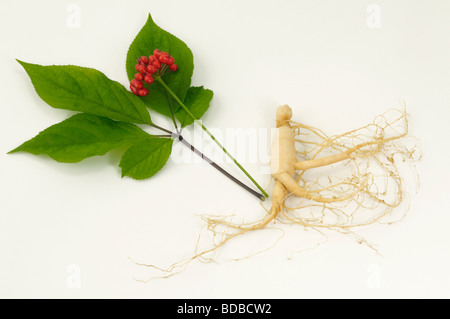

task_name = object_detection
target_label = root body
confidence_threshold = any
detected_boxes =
[134,104,421,281]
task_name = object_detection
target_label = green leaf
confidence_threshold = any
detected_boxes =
[175,86,214,127]
[126,13,194,117]
[119,137,173,180]
[9,113,149,163]
[18,60,152,124]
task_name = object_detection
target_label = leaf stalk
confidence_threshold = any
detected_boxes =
[155,76,269,199]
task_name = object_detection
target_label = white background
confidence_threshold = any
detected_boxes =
[1,0,449,298]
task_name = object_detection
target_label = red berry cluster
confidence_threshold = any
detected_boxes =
[130,49,178,96]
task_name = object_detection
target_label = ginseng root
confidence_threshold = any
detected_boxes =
[132,104,421,281]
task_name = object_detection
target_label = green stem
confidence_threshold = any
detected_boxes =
[156,76,269,198]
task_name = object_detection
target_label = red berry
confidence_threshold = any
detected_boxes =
[144,75,154,84]
[146,64,157,74]
[130,79,144,89]
[153,49,161,58]
[149,55,157,63]
[130,84,138,95]
[137,56,149,65]
[169,64,178,71]
[152,59,161,69]
[135,73,144,81]
[137,88,149,96]
[159,55,170,64]
[135,64,146,74]
[165,56,175,66]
